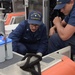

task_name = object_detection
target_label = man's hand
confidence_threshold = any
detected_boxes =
[49,26,56,36]
[53,16,62,27]
[17,53,42,67]
[29,52,42,64]
[17,53,42,75]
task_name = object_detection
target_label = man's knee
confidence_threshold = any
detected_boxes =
[17,43,27,55]
[49,33,60,41]
[48,33,65,53]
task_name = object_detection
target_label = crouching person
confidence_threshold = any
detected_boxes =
[8,11,48,56]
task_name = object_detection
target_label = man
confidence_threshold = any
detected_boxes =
[8,11,48,56]
[48,0,75,58]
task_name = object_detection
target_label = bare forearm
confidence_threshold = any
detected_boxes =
[56,23,65,36]
[53,17,67,40]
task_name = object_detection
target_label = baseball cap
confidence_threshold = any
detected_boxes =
[54,0,70,10]
[28,11,42,25]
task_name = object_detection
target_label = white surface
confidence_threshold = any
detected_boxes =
[41,53,62,72]
[0,45,5,63]
[0,72,6,75]
[13,52,24,58]
[0,53,62,75]
[54,46,71,58]
[5,42,13,60]
[5,24,18,36]
[5,24,18,31]
[0,64,31,75]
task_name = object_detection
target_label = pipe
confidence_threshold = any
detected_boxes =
[0,8,5,34]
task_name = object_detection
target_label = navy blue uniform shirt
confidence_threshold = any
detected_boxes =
[64,4,75,26]
[8,20,48,55]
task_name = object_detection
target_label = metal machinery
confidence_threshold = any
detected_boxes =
[24,0,64,35]
[11,0,24,12]
[0,8,5,35]
[4,12,25,25]
[0,0,25,25]
[0,0,12,16]
[24,0,50,34]
[0,0,55,35]
[0,0,25,13]
[0,0,64,33]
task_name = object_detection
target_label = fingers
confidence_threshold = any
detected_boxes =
[49,27,56,36]
[36,52,42,56]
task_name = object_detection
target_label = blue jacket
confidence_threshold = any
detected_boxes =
[8,20,48,55]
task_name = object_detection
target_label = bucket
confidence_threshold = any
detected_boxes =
[5,38,13,60]
[0,36,5,63]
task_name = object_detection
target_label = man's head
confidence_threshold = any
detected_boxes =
[54,0,70,10]
[28,11,42,32]
[54,0,74,15]
[28,11,42,25]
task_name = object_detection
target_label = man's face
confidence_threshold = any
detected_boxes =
[29,24,39,32]
[60,3,73,15]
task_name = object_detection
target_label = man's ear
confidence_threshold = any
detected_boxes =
[70,0,74,4]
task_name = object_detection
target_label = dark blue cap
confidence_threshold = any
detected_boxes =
[28,11,42,25]
[54,0,70,10]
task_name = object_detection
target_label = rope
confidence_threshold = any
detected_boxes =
[20,53,42,75]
